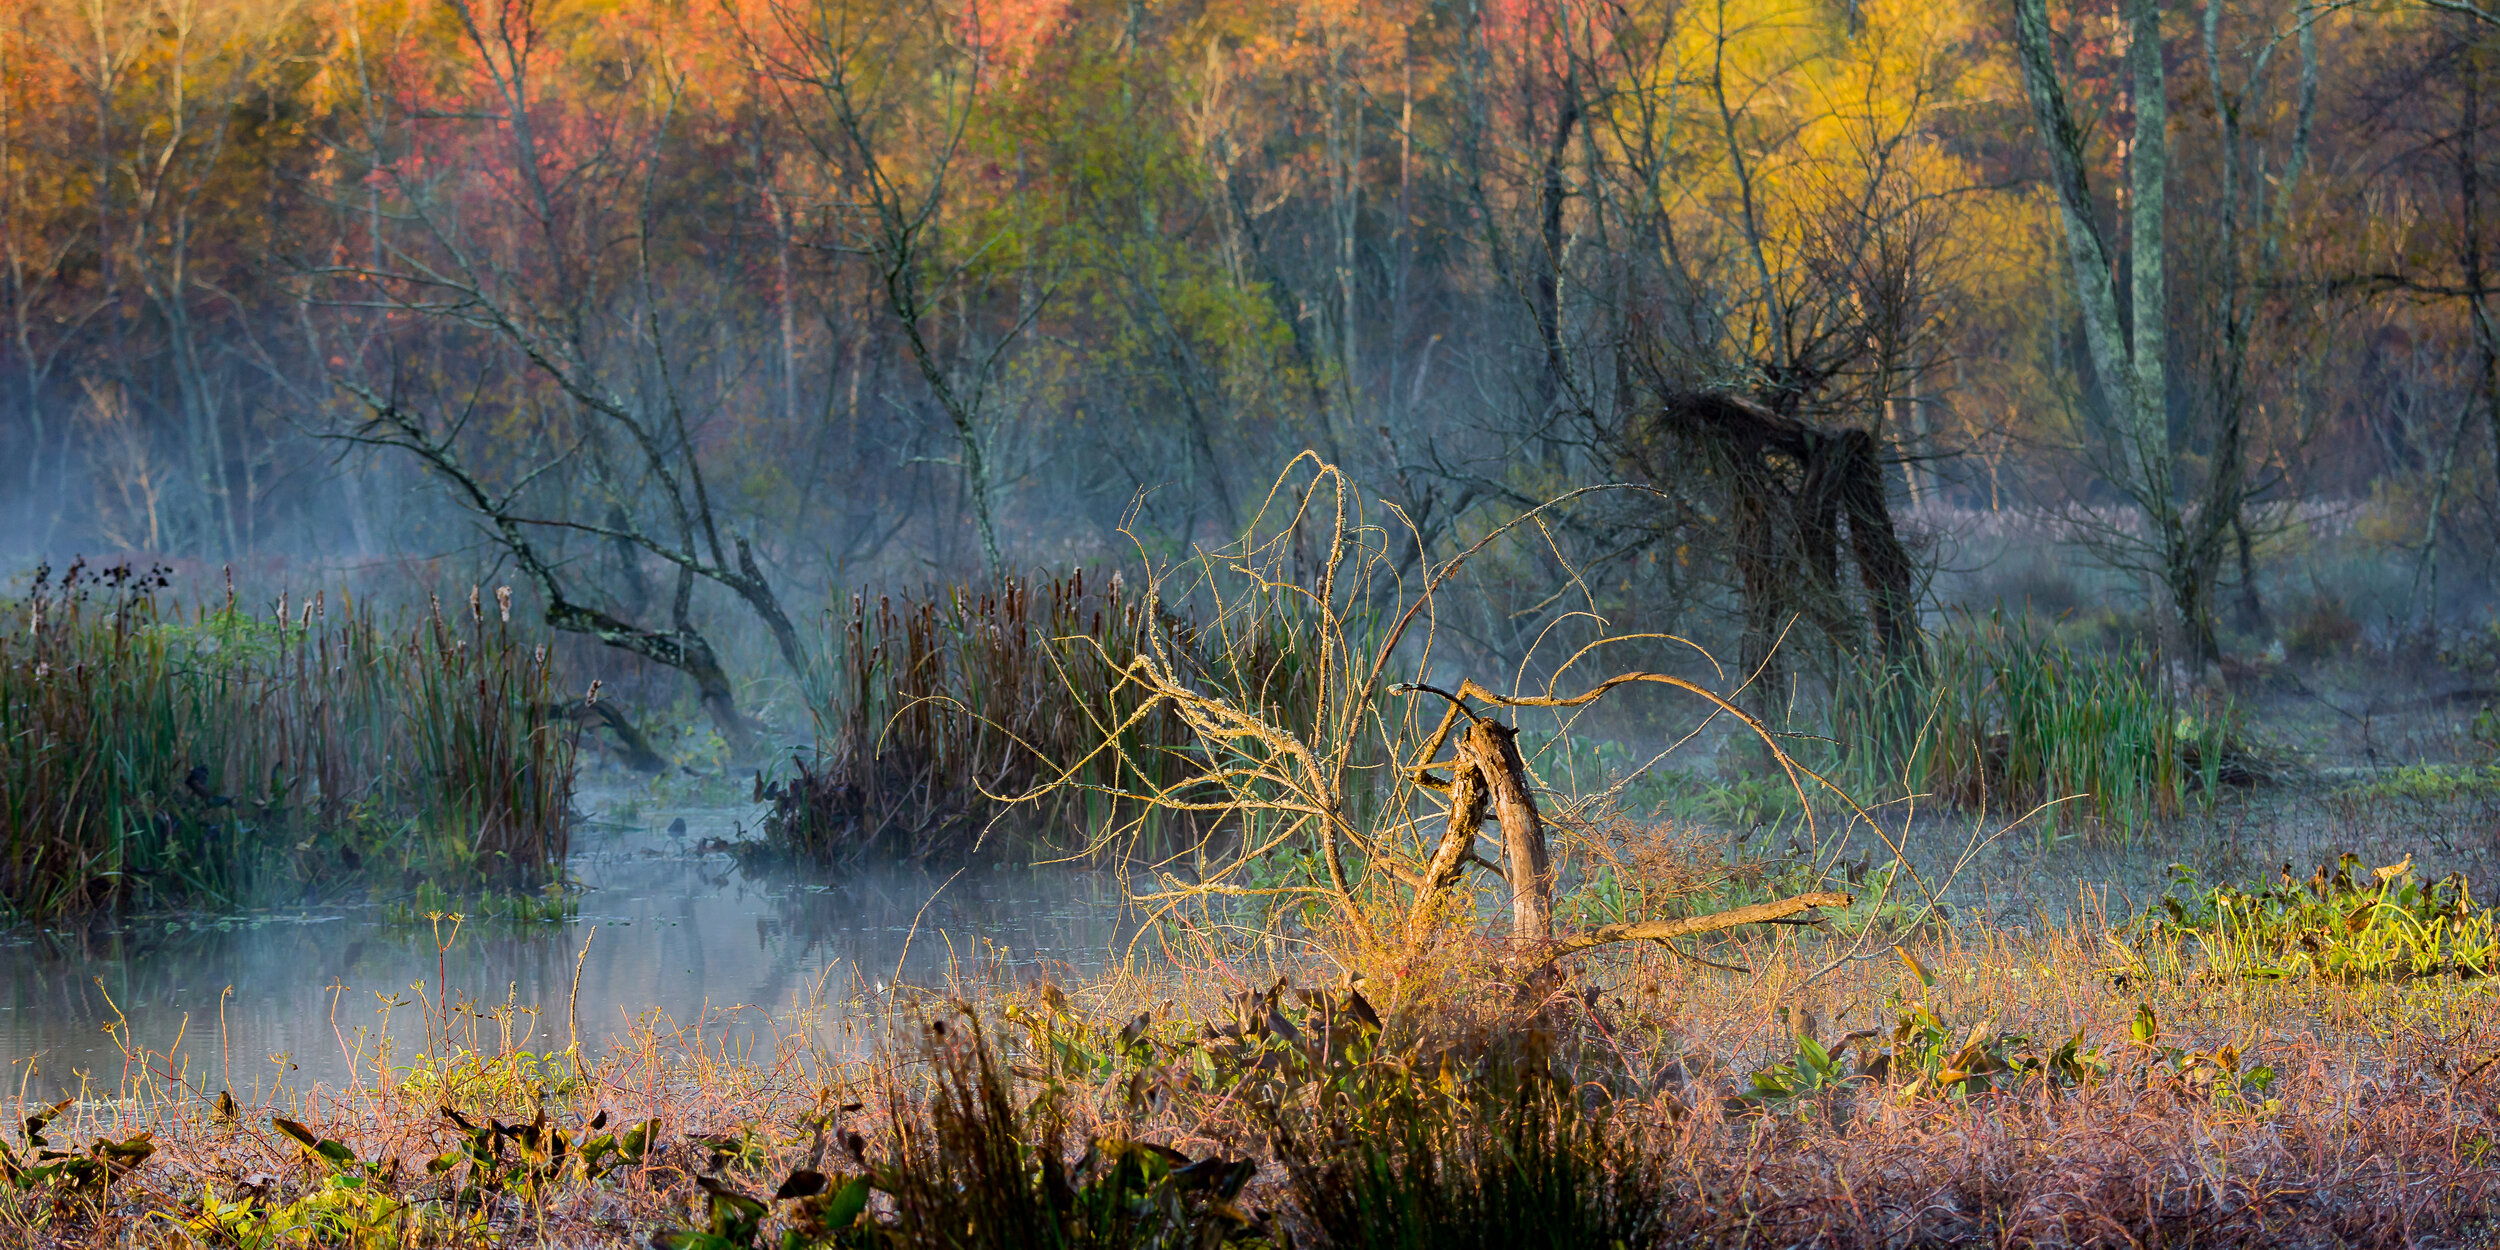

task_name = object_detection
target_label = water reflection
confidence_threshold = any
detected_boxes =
[0,793,1132,1100]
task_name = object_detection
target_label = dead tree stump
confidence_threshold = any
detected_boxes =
[1397,678,1849,965]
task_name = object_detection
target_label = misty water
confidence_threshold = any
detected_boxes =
[0,789,1132,1102]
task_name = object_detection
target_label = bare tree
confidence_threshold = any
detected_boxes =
[1553,0,1965,709]
[746,0,1061,576]
[2017,0,2321,664]
[314,0,806,749]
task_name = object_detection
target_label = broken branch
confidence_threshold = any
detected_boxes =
[1553,891,1853,955]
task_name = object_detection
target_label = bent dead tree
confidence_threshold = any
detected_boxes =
[335,388,767,754]
[1624,390,1923,714]
[1395,674,1850,959]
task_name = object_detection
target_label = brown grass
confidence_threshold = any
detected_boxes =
[762,568,1285,862]
[10,888,2498,1248]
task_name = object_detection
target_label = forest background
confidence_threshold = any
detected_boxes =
[1,0,2492,735]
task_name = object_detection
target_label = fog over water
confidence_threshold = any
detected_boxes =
[0,791,1130,1101]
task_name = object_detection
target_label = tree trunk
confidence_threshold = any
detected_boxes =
[1534,88,1581,455]
[1459,719,1551,946]
[1407,755,1488,947]
[1642,390,1924,701]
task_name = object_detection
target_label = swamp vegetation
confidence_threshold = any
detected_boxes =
[8,466,2500,1248]
[8,0,2500,1240]
[1,563,574,921]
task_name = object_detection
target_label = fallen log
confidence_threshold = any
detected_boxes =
[1552,891,1853,956]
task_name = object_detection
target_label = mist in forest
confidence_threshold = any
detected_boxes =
[1,0,2494,714]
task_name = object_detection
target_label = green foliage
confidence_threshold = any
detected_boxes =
[1735,999,2107,1117]
[381,880,577,927]
[1652,770,1808,831]
[2133,854,2500,982]
[427,1106,655,1208]
[2124,1005,2279,1113]
[653,1013,1263,1250]
[1822,611,2240,839]
[0,1099,154,1200]
[0,566,577,918]
[1735,990,2269,1120]
[2339,763,2500,802]
[185,1117,412,1248]
[393,1046,585,1116]
[150,609,309,668]
[185,1108,653,1248]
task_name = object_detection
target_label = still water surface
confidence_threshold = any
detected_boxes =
[0,792,1131,1101]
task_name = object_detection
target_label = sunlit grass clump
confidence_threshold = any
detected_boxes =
[2128,853,2500,982]
[1825,611,2244,836]
[0,563,576,919]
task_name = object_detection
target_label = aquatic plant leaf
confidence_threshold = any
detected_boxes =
[23,1100,68,1148]
[820,1174,872,1231]
[1344,990,1381,1032]
[1895,944,1936,989]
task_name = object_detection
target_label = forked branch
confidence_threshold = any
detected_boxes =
[1393,672,1857,960]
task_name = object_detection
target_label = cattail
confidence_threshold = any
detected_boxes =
[586,679,603,705]
[496,586,512,623]
[469,585,482,623]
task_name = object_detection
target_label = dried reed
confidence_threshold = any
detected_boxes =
[763,567,1315,862]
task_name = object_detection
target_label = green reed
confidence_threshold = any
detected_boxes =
[1821,611,2230,839]
[0,570,574,919]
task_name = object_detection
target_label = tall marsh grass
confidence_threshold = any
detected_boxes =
[764,568,1320,861]
[1823,612,2235,836]
[0,566,575,919]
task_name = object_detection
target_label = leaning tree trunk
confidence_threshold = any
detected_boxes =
[1461,719,1553,945]
[1643,390,1926,711]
